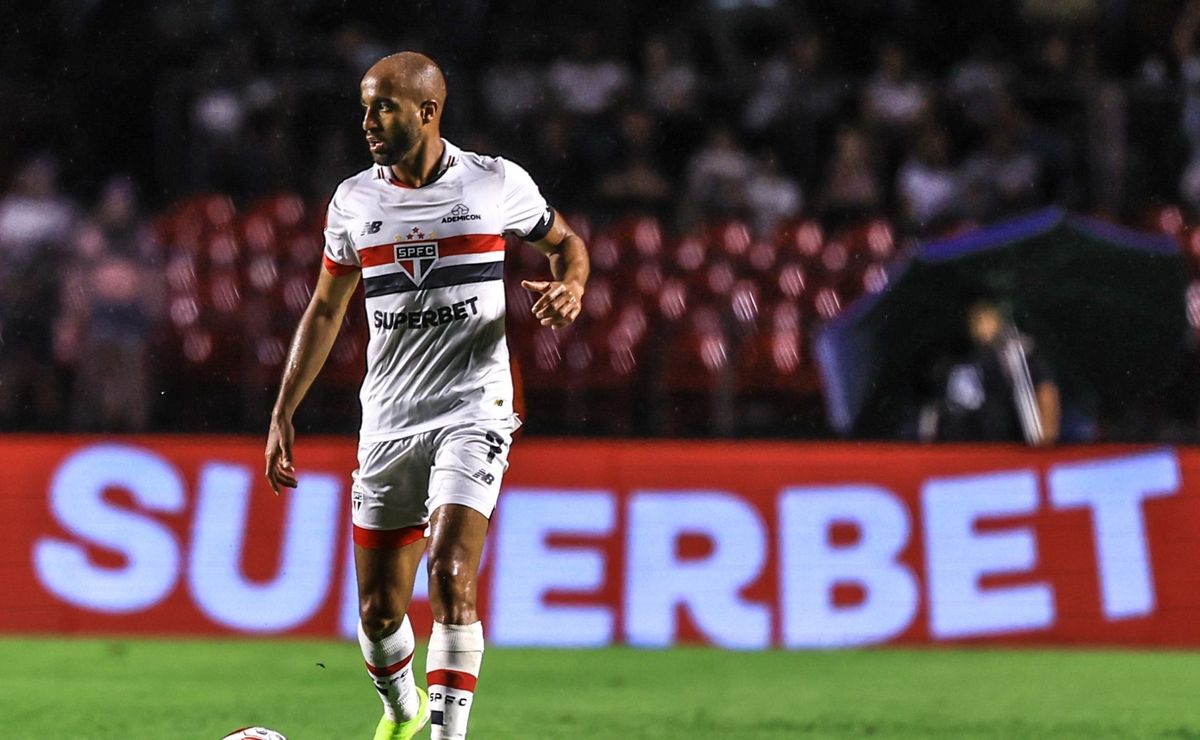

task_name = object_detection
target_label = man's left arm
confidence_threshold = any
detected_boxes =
[1026,344,1060,446]
[520,209,590,329]
[1035,380,1061,446]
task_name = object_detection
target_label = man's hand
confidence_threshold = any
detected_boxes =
[265,414,298,494]
[521,280,583,329]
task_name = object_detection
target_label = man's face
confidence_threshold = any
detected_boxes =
[968,305,1002,345]
[360,75,423,165]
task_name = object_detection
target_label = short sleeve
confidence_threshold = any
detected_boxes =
[501,158,554,240]
[322,186,361,275]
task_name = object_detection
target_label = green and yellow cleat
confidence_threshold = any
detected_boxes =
[372,687,430,740]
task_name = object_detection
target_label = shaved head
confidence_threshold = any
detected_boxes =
[364,51,447,110]
[360,52,447,169]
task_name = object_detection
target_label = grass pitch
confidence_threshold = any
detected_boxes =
[1,637,1197,739]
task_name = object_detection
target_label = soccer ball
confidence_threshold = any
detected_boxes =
[221,728,287,740]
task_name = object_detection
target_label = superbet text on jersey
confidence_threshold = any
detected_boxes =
[321,139,554,442]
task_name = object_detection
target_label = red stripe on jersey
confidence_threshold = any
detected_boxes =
[427,669,478,692]
[365,653,414,677]
[353,524,426,549]
[322,255,360,275]
[437,233,505,257]
[358,234,505,268]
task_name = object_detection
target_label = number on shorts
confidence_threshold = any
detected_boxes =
[484,431,504,463]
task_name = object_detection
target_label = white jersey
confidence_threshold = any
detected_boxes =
[322,139,552,442]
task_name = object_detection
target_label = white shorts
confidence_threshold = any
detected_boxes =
[351,417,518,542]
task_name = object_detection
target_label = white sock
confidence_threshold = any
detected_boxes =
[426,621,484,740]
[358,616,421,722]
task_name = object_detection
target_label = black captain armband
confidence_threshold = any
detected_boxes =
[523,207,556,242]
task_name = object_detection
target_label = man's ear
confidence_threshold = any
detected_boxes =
[420,100,438,124]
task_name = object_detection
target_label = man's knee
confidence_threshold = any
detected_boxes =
[359,592,403,640]
[427,551,477,622]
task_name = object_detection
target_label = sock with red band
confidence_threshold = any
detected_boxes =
[426,621,484,739]
[358,615,421,722]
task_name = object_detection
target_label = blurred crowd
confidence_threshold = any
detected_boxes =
[2,0,1200,437]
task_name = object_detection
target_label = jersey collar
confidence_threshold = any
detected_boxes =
[378,138,459,189]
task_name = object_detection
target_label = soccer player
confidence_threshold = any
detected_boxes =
[264,52,589,740]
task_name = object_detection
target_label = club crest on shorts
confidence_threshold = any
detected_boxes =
[394,240,440,286]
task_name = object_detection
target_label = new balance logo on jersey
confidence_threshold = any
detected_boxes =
[360,220,383,235]
[442,203,482,223]
[472,469,495,485]
[394,241,439,285]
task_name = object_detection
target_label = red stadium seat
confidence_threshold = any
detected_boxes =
[672,235,708,274]
[208,271,243,315]
[253,335,288,370]
[588,233,622,276]
[254,193,308,232]
[201,195,237,230]
[702,259,737,299]
[651,308,731,435]
[511,232,545,272]
[614,215,665,261]
[165,253,199,293]
[506,279,537,327]
[657,278,689,323]
[712,220,752,261]
[819,239,849,280]
[168,293,202,329]
[246,253,281,295]
[736,329,807,392]
[280,271,314,316]
[1187,280,1200,331]
[655,307,727,392]
[746,241,777,274]
[729,280,761,335]
[634,261,665,297]
[206,230,241,270]
[283,232,323,269]
[866,219,896,261]
[838,219,896,266]
[1152,205,1186,236]
[773,262,808,302]
[733,295,823,433]
[324,325,367,384]
[862,261,890,294]
[517,325,575,429]
[787,219,825,264]
[182,329,215,366]
[161,211,206,255]
[1185,230,1200,270]
[241,213,278,255]
[811,285,843,321]
[769,298,802,333]
[584,276,615,320]
[565,212,592,243]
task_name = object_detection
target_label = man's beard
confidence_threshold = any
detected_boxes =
[371,125,420,165]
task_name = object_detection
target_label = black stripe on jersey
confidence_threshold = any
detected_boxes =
[363,261,503,298]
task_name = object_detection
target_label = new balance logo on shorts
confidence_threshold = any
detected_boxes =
[472,469,495,485]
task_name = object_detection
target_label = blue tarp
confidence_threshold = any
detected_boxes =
[814,208,1182,435]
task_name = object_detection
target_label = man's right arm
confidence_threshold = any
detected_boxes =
[264,267,360,492]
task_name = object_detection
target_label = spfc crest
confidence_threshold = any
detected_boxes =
[394,241,439,285]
